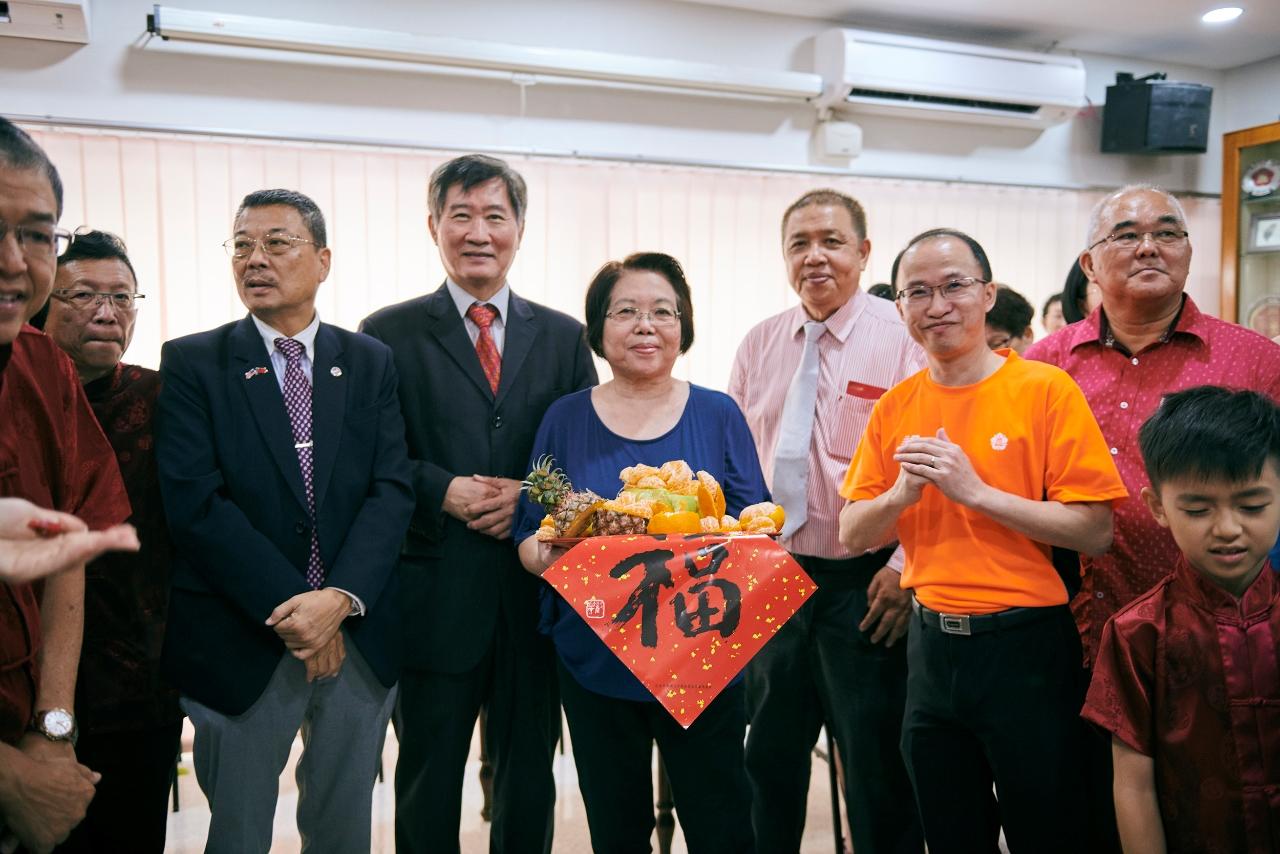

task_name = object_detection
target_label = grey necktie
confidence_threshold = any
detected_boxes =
[772,320,825,538]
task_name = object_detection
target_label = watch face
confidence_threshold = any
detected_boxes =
[41,709,74,738]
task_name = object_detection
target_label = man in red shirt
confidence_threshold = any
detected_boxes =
[1025,184,1280,850]
[0,117,132,854]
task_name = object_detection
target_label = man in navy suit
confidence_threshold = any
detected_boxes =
[156,189,414,853]
[362,155,597,853]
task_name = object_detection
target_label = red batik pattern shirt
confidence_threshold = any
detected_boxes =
[0,327,130,744]
[1083,559,1280,853]
[78,363,181,735]
[1025,296,1280,663]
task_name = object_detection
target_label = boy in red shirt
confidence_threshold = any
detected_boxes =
[1083,386,1280,853]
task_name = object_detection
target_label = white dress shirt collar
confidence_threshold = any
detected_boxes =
[446,278,510,322]
[252,312,321,360]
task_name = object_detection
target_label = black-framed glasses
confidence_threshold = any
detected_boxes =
[223,234,316,258]
[0,221,72,259]
[51,289,145,311]
[605,306,682,326]
[895,277,986,305]
[1087,229,1188,251]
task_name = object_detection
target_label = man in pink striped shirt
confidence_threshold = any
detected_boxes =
[729,189,924,854]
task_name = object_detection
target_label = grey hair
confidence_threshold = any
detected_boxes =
[428,154,528,225]
[1084,184,1188,247]
[236,188,327,247]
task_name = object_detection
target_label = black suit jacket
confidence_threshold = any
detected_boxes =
[156,317,415,715]
[360,284,597,673]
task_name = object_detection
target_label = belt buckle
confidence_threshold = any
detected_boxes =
[939,613,971,636]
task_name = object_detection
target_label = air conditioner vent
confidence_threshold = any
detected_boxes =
[844,88,1040,115]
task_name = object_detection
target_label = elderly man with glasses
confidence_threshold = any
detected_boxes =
[839,228,1127,853]
[39,229,182,853]
[0,117,133,854]
[155,188,414,852]
[1024,184,1280,851]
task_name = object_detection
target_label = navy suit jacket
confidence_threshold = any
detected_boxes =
[156,316,415,715]
[361,285,597,673]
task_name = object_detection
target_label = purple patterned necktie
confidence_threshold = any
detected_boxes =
[275,337,324,589]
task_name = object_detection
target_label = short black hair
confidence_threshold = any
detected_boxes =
[236,189,327,247]
[29,229,138,330]
[1139,386,1280,490]
[429,154,527,225]
[867,283,894,300]
[1061,260,1090,324]
[890,228,993,289]
[1042,292,1062,321]
[0,116,63,218]
[584,252,695,358]
[986,286,1034,337]
[781,189,867,242]
[57,229,137,285]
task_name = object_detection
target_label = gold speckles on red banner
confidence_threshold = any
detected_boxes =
[543,534,814,728]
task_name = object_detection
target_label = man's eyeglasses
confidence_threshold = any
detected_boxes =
[896,277,986,305]
[605,306,682,326]
[52,289,145,311]
[0,221,72,259]
[223,234,316,258]
[1087,229,1188,251]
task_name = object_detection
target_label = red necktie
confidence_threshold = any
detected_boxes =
[467,302,501,394]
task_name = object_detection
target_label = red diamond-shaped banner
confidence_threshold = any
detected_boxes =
[544,534,814,727]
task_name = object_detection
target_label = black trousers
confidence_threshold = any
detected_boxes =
[744,553,922,854]
[1082,692,1123,854]
[393,617,559,854]
[901,604,1087,854]
[557,662,755,854]
[55,720,181,854]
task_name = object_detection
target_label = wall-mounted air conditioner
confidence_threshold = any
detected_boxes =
[0,1,90,44]
[814,29,1086,129]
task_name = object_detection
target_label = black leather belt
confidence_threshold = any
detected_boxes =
[912,599,1062,636]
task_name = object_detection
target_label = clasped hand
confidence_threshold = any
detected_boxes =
[892,427,988,507]
[266,589,350,681]
[444,475,522,540]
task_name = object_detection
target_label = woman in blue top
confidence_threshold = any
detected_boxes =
[515,252,768,854]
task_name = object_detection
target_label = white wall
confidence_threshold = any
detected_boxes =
[1222,56,1280,133]
[0,0,1232,194]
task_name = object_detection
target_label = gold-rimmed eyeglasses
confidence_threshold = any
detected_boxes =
[1087,229,1188,252]
[605,306,682,326]
[223,234,316,258]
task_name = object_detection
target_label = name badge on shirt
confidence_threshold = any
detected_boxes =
[846,380,888,400]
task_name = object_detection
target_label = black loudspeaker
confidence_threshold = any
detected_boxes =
[1101,73,1212,154]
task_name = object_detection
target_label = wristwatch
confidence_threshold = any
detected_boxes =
[30,708,78,746]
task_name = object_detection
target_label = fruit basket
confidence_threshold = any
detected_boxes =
[523,456,785,542]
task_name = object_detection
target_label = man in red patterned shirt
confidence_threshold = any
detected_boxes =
[0,117,133,853]
[1025,184,1280,850]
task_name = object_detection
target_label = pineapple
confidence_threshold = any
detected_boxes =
[594,496,652,535]
[522,456,602,538]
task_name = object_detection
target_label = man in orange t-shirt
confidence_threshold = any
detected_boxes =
[838,228,1127,854]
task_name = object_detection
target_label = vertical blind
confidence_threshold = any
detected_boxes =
[30,127,1222,390]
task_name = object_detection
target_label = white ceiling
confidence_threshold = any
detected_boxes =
[674,0,1280,70]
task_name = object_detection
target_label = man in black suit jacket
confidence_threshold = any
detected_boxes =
[361,154,597,854]
[157,189,414,853]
